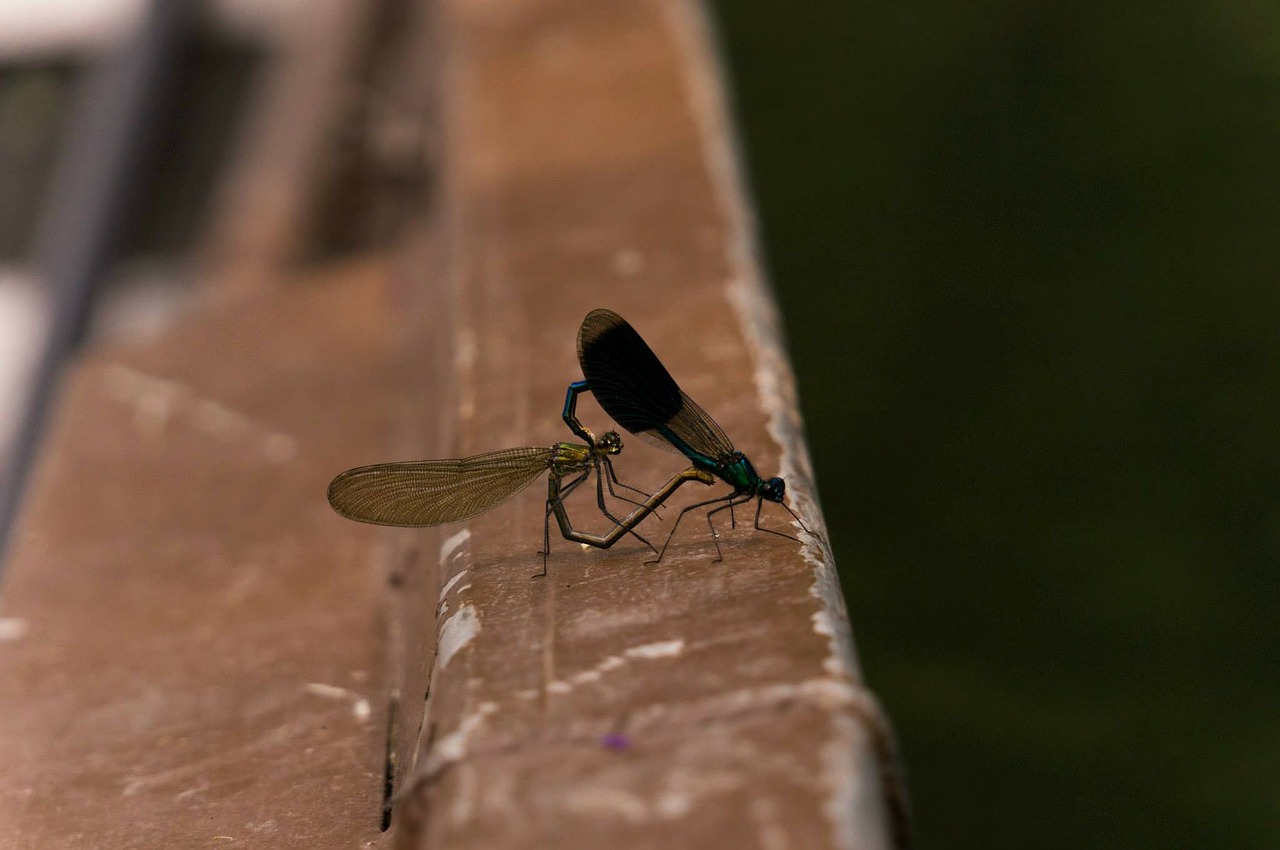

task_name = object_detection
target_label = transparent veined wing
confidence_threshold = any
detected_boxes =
[327,446,552,527]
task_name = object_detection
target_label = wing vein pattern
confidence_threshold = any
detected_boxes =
[327,446,553,526]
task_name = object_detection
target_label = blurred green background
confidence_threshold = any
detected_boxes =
[714,2,1280,847]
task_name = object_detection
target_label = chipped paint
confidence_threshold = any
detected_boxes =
[811,610,852,678]
[303,683,372,723]
[303,682,354,700]
[663,2,886,846]
[436,604,480,671]
[440,568,469,598]
[624,639,685,660]
[624,677,863,732]
[420,700,497,777]
[659,0,859,683]
[546,639,685,695]
[439,528,471,563]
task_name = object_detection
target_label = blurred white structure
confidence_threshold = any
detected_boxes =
[0,1,143,58]
[0,272,46,458]
[0,0,304,58]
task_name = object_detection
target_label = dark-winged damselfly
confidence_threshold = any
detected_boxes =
[563,308,811,561]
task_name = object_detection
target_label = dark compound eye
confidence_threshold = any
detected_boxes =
[763,477,785,501]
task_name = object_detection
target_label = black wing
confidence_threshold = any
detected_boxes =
[328,446,552,526]
[577,309,734,462]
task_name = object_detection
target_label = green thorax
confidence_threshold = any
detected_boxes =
[717,451,762,492]
[551,441,594,473]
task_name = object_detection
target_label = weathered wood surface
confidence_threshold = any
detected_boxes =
[0,2,408,847]
[391,1,905,848]
[0,0,907,848]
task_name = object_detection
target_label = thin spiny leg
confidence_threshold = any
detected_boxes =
[602,456,652,501]
[537,471,590,577]
[601,457,662,519]
[705,494,755,562]
[778,500,814,536]
[728,500,736,529]
[751,497,800,543]
[591,460,657,555]
[545,471,590,535]
[537,505,550,579]
[556,471,590,503]
[647,491,739,565]
[597,458,647,510]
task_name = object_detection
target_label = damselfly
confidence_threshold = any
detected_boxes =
[563,308,811,561]
[327,431,689,576]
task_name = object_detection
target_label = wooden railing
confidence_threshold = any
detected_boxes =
[0,2,909,848]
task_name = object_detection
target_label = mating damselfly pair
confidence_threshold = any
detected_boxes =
[327,309,810,574]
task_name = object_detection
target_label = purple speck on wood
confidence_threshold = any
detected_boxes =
[601,733,631,751]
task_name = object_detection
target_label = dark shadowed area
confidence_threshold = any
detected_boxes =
[715,1,1280,847]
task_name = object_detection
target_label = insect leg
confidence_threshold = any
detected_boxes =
[586,458,657,554]
[648,491,740,565]
[705,494,756,562]
[552,467,715,552]
[601,456,663,522]
[544,470,590,536]
[753,497,810,543]
[602,455,654,501]
[537,470,590,578]
[596,456,647,509]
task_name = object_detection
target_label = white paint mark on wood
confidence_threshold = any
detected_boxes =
[439,528,471,564]
[303,683,372,723]
[437,604,480,671]
[304,682,354,700]
[811,609,851,678]
[662,3,890,847]
[440,568,469,597]
[420,700,498,777]
[624,639,685,660]
[546,639,685,695]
